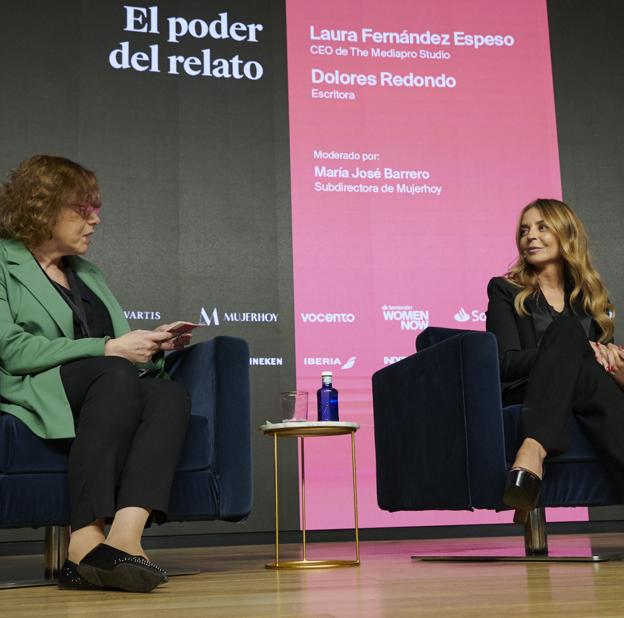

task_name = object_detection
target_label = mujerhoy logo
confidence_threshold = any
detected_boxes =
[199,307,279,326]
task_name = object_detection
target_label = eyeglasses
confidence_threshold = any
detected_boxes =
[69,203,101,219]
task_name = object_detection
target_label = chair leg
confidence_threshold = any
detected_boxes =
[44,525,70,579]
[413,507,624,562]
[0,525,70,588]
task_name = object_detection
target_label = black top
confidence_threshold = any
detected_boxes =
[485,276,598,392]
[38,259,114,340]
[547,303,571,320]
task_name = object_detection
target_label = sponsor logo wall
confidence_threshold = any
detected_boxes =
[287,0,585,529]
[1,0,596,540]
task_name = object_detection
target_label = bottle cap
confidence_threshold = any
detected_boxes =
[321,371,333,377]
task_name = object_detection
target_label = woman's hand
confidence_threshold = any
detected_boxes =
[153,323,193,351]
[154,323,174,333]
[590,341,624,388]
[607,344,624,388]
[104,330,173,363]
[159,333,192,351]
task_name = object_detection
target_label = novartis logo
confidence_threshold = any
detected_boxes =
[300,312,355,323]
[303,356,357,370]
[123,310,161,320]
[454,307,486,323]
[199,307,279,326]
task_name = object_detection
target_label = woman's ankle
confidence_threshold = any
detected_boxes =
[103,535,148,559]
[67,524,105,563]
[512,438,547,478]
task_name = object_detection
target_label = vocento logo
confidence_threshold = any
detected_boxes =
[303,356,357,370]
[381,305,429,331]
[454,307,486,323]
[199,307,279,327]
[300,312,355,323]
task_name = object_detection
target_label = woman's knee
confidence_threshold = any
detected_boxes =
[577,355,611,390]
[142,379,192,420]
[84,358,143,425]
[165,380,192,418]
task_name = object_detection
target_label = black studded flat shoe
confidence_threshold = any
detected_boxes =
[58,558,113,590]
[503,467,542,512]
[77,544,167,593]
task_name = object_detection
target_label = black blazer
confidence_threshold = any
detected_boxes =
[485,276,599,392]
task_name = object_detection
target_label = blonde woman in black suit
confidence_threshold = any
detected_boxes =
[486,199,624,515]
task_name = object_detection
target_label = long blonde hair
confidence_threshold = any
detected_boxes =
[506,199,614,342]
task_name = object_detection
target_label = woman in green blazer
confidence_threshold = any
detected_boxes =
[0,155,191,592]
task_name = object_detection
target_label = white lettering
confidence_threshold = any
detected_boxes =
[199,307,220,326]
[167,12,263,44]
[168,50,263,80]
[249,357,284,366]
[300,313,356,323]
[304,357,342,366]
[109,42,160,73]
[310,26,358,42]
[384,356,406,365]
[124,5,158,34]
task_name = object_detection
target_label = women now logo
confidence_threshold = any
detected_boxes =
[381,305,429,330]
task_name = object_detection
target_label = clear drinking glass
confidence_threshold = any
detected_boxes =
[280,391,308,422]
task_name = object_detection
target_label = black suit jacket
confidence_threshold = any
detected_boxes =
[485,277,598,392]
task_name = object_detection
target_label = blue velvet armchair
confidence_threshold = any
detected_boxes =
[372,327,622,561]
[0,336,252,585]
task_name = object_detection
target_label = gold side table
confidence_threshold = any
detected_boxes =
[260,421,360,570]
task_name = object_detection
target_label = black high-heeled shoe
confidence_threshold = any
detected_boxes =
[503,468,542,512]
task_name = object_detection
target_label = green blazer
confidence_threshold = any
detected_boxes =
[0,239,162,439]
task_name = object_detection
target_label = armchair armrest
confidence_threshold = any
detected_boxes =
[372,329,507,511]
[165,336,252,519]
[416,326,480,351]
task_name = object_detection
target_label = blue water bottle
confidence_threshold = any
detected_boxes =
[317,371,339,421]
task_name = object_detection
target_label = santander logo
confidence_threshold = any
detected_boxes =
[454,307,470,322]
[454,307,487,323]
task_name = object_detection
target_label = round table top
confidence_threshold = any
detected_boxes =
[259,420,359,437]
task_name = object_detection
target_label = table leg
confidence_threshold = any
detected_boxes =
[274,432,279,566]
[301,436,307,561]
[351,432,360,564]
[265,428,360,570]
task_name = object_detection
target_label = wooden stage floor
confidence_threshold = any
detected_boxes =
[2,534,624,617]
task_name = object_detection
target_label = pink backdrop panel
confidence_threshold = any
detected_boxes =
[286,0,582,528]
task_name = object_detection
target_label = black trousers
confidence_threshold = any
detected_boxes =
[61,356,191,531]
[504,317,624,482]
